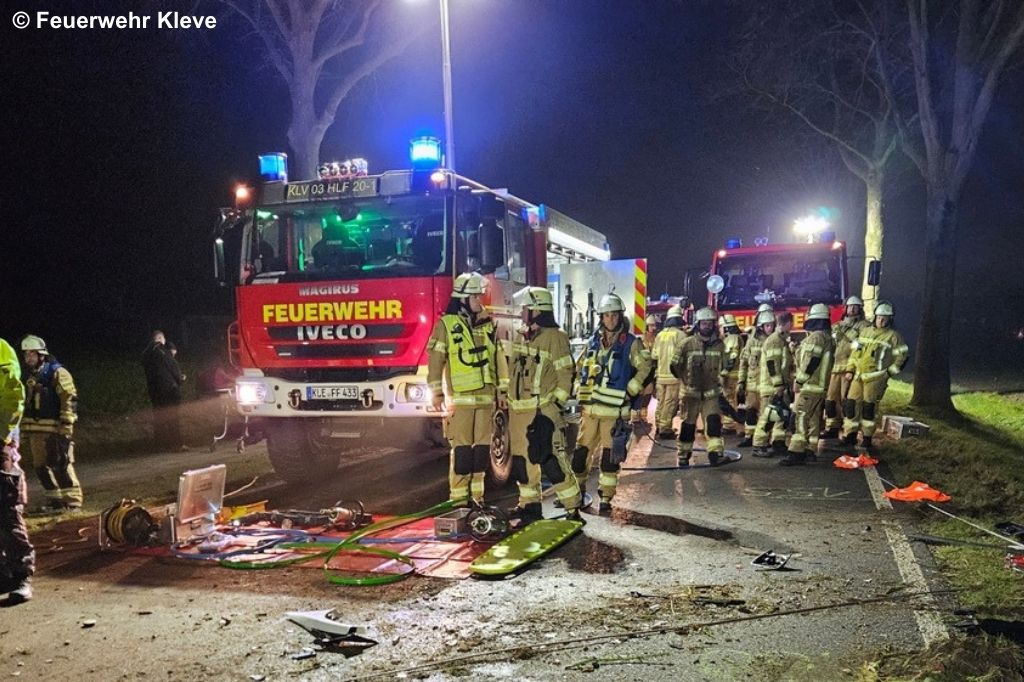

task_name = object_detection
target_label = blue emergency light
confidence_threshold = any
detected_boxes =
[410,136,442,166]
[725,238,742,249]
[259,153,288,182]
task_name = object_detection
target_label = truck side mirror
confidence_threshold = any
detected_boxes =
[867,260,882,286]
[213,238,227,287]
[480,218,504,272]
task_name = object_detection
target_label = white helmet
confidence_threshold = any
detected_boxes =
[645,314,658,327]
[757,303,773,314]
[694,307,718,323]
[807,303,831,321]
[452,272,486,299]
[720,313,738,327]
[514,286,554,312]
[845,295,864,307]
[597,293,626,314]
[756,310,776,327]
[666,305,684,320]
[21,335,48,355]
[874,301,894,317]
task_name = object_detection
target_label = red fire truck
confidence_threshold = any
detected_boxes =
[707,238,850,330]
[214,141,610,483]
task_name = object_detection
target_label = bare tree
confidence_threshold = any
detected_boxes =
[892,0,1024,409]
[732,0,909,312]
[224,0,417,179]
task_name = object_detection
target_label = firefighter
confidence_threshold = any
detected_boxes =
[753,311,795,457]
[670,307,727,466]
[822,295,870,439]
[631,315,659,425]
[779,304,835,466]
[843,301,909,449]
[719,314,745,434]
[506,286,583,524]
[427,273,509,504]
[574,293,652,513]
[737,309,775,447]
[652,305,687,439]
[19,336,82,511]
[1,337,34,605]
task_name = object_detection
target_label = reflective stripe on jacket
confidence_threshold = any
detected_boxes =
[846,326,909,382]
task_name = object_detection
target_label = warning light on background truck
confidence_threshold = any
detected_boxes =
[725,238,742,249]
[410,136,442,166]
[235,185,253,209]
[258,153,288,182]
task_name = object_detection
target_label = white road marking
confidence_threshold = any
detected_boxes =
[863,465,949,647]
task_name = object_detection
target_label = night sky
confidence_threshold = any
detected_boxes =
[3,0,1022,370]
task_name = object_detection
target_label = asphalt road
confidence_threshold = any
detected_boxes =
[5,417,951,681]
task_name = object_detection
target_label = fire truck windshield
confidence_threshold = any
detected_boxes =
[248,195,449,282]
[714,251,844,310]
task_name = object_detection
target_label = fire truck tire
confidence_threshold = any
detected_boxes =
[487,409,512,486]
[265,420,341,484]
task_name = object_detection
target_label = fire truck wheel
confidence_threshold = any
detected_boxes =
[265,419,341,484]
[487,410,512,486]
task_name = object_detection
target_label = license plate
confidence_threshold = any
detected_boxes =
[306,385,359,401]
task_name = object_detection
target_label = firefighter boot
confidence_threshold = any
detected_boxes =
[708,451,722,467]
[737,435,754,447]
[842,432,858,447]
[752,445,772,458]
[598,500,613,515]
[565,508,587,525]
[771,441,788,457]
[861,436,873,450]
[778,450,806,466]
[3,577,32,605]
[657,428,677,440]
[804,449,818,463]
[508,503,543,527]
[820,427,841,440]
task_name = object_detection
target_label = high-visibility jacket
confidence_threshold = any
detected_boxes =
[22,360,78,435]
[577,330,652,417]
[721,332,744,379]
[0,338,24,447]
[831,316,870,375]
[671,333,725,399]
[652,327,687,385]
[738,330,767,391]
[794,329,835,394]
[846,325,909,383]
[507,326,574,413]
[427,311,508,405]
[758,330,794,394]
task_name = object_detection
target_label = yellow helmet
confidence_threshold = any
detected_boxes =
[666,305,684,320]
[597,293,626,314]
[514,286,554,312]
[20,334,48,354]
[694,307,718,323]
[452,272,486,298]
[807,303,831,321]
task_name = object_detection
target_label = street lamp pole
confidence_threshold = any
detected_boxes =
[438,0,455,171]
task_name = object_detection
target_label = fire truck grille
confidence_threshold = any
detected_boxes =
[273,343,399,360]
[267,366,418,383]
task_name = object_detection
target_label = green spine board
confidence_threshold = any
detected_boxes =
[469,519,583,576]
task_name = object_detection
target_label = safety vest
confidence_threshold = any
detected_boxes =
[438,313,498,394]
[25,361,62,421]
[847,326,909,382]
[0,338,23,446]
[794,330,834,393]
[578,332,638,410]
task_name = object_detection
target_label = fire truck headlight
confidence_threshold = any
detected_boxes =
[404,384,429,403]
[236,381,270,405]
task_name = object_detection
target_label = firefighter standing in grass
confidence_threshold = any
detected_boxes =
[779,304,835,466]
[19,336,82,511]
[753,311,795,457]
[670,307,726,466]
[822,296,870,439]
[574,293,652,514]
[843,301,908,450]
[652,305,687,439]
[428,273,508,504]
[506,286,583,524]
[737,309,775,447]
[0,337,34,605]
[719,314,745,434]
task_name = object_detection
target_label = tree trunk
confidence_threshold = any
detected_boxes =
[910,186,958,410]
[860,171,884,315]
[286,69,324,181]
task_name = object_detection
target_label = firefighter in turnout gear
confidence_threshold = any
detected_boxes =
[737,310,775,447]
[507,286,583,524]
[574,293,652,514]
[19,336,82,511]
[670,307,726,466]
[754,312,795,457]
[632,315,659,425]
[427,273,509,504]
[779,305,835,466]
[652,305,687,439]
[719,314,745,434]
[822,296,869,439]
[1,337,34,605]
[843,301,908,449]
